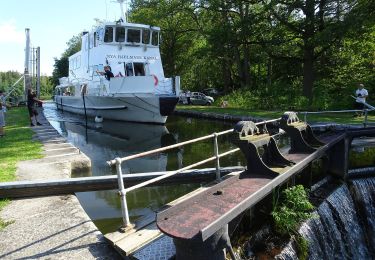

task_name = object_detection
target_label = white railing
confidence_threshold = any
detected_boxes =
[299,108,374,127]
[107,118,280,228]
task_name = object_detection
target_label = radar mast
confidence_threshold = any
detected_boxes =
[116,0,127,22]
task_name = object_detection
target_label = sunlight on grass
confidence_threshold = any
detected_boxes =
[176,105,375,125]
[0,107,43,229]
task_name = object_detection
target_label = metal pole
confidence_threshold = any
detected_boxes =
[364,109,368,128]
[115,157,131,228]
[36,47,41,98]
[304,112,307,122]
[213,133,221,181]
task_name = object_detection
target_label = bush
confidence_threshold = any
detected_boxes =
[272,185,314,236]
[272,185,315,259]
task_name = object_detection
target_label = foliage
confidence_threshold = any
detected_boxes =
[0,71,54,101]
[272,185,315,259]
[51,35,81,86]
[295,233,309,260]
[0,107,43,230]
[272,185,314,236]
[52,0,375,110]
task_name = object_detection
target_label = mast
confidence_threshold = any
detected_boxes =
[24,28,30,74]
[24,28,31,96]
[117,0,127,22]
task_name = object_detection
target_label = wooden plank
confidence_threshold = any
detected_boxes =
[114,223,163,256]
[104,173,238,257]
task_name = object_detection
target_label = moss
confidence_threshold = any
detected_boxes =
[295,234,309,260]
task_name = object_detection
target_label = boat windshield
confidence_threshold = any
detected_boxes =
[104,27,113,42]
[103,26,159,46]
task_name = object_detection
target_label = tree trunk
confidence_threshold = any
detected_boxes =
[243,45,251,88]
[267,57,272,89]
[302,46,314,105]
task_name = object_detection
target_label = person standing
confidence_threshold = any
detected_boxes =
[27,89,43,126]
[96,66,114,81]
[354,83,369,116]
[0,90,10,137]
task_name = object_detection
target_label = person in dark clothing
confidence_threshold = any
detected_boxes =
[27,89,43,126]
[97,66,114,81]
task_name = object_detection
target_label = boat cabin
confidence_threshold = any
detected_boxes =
[68,22,164,83]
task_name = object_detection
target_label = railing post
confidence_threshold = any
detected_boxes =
[364,109,368,128]
[304,112,307,122]
[213,133,221,181]
[115,157,131,229]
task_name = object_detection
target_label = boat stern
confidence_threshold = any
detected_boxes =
[159,96,179,116]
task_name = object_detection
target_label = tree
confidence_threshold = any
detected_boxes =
[51,35,81,86]
[263,0,375,104]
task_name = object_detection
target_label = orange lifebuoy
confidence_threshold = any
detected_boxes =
[152,74,158,86]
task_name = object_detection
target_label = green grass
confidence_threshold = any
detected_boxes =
[176,105,375,124]
[0,107,43,229]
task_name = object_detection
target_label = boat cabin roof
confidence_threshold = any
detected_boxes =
[99,22,160,31]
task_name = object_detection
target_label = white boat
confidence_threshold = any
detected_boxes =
[54,0,180,124]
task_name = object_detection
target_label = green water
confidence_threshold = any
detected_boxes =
[350,144,375,168]
[45,103,248,234]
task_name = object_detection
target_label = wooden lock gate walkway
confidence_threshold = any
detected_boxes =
[156,112,375,260]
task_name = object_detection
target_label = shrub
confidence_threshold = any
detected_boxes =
[272,185,315,260]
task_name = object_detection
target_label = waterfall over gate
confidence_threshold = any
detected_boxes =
[277,177,375,259]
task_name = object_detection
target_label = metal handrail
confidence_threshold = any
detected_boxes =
[298,109,374,127]
[107,129,234,166]
[107,118,281,228]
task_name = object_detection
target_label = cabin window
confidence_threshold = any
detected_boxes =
[104,27,114,42]
[94,32,98,47]
[142,29,150,44]
[70,59,75,70]
[83,34,88,51]
[125,63,134,76]
[134,63,145,76]
[116,27,126,42]
[89,34,94,49]
[97,28,104,42]
[76,56,81,69]
[151,31,159,46]
[127,29,141,43]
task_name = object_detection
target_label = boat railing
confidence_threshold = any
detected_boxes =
[156,76,180,95]
[107,118,281,228]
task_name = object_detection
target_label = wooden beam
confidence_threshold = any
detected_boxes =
[0,166,244,199]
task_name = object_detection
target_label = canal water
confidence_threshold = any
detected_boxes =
[43,102,246,233]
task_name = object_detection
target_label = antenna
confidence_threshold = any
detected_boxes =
[105,0,108,21]
[116,0,127,22]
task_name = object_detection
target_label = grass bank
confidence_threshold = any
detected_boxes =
[0,107,43,228]
[176,105,375,124]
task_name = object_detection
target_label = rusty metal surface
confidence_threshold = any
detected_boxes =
[318,133,343,143]
[157,171,274,240]
[284,153,310,163]
[157,132,346,242]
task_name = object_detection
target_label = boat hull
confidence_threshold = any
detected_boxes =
[54,95,178,124]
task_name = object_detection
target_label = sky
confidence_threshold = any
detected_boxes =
[0,0,128,76]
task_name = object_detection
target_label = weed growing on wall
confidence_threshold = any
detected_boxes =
[272,185,315,259]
